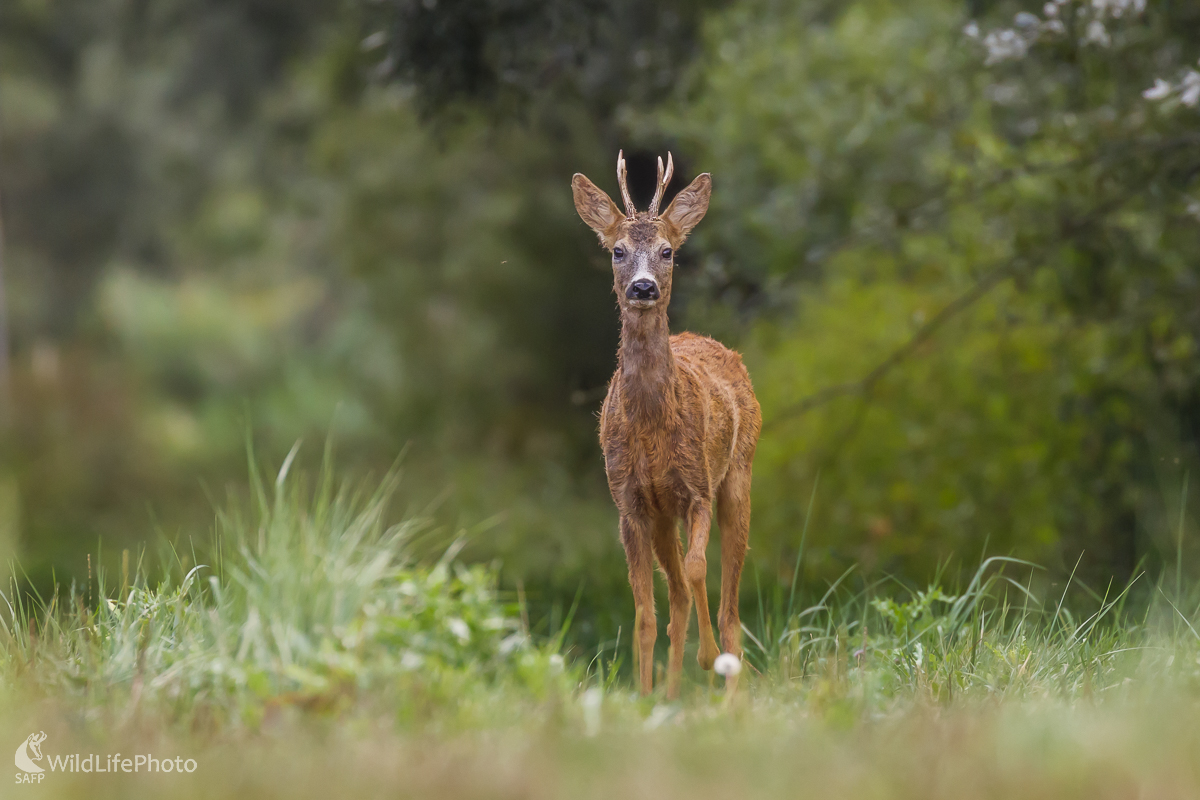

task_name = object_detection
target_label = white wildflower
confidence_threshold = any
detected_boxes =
[1045,19,1066,34]
[1180,199,1200,224]
[1084,20,1110,47]
[549,653,564,672]
[1014,11,1040,28]
[714,652,742,677]
[400,651,424,671]
[963,21,981,39]
[1044,2,1058,16]
[1182,71,1200,108]
[1143,78,1173,101]
[983,29,1029,65]
[447,617,470,642]
[1092,0,1146,17]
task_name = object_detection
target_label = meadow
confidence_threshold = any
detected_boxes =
[4,457,1200,798]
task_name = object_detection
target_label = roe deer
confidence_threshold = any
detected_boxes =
[572,152,761,698]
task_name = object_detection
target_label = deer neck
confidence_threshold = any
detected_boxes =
[616,305,676,420]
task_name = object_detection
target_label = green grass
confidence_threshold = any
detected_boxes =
[4,456,1200,798]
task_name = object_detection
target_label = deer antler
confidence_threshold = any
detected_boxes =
[616,150,636,218]
[648,152,674,217]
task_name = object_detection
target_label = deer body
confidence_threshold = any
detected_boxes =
[573,153,761,698]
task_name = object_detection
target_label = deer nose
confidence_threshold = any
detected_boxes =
[626,279,660,302]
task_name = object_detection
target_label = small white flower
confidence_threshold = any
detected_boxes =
[1045,19,1066,34]
[1014,11,1040,28]
[447,617,470,642]
[714,652,742,677]
[400,651,424,671]
[1044,2,1058,15]
[1183,71,1200,107]
[963,21,980,39]
[1084,20,1110,47]
[1098,0,1145,17]
[549,653,565,672]
[983,29,1030,65]
[1143,78,1173,101]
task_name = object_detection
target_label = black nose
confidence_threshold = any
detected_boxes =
[626,279,660,301]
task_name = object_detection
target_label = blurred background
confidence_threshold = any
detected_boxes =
[2,0,1199,637]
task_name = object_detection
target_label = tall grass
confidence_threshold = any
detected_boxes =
[3,459,1200,798]
[733,551,1200,712]
[0,445,568,729]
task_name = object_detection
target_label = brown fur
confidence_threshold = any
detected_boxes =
[572,156,761,698]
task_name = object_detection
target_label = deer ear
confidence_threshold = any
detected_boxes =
[572,174,624,248]
[660,173,711,245]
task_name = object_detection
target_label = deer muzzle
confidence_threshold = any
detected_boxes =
[626,279,660,305]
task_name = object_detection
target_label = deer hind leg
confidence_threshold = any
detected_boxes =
[621,514,657,696]
[716,465,751,658]
[684,502,721,671]
[651,516,691,700]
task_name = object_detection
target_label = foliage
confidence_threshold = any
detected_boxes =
[0,454,570,727]
[362,0,724,116]
[650,0,1200,583]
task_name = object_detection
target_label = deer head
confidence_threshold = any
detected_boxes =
[572,151,711,311]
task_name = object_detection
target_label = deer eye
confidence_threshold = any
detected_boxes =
[613,246,625,259]
[661,247,672,260]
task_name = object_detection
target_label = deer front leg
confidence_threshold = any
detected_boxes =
[621,514,657,696]
[684,503,721,671]
[651,516,691,700]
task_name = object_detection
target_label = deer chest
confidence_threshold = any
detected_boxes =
[601,432,701,518]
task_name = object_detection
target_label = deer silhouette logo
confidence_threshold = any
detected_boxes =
[15,732,47,774]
